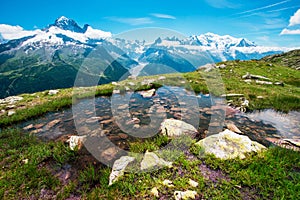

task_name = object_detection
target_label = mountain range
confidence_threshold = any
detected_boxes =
[0,16,296,98]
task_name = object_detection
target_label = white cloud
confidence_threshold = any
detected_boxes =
[106,17,153,26]
[280,28,300,35]
[0,24,40,40]
[151,13,176,19]
[288,9,300,26]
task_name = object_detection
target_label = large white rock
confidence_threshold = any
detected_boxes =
[195,129,266,159]
[161,119,197,137]
[109,156,135,186]
[140,151,172,170]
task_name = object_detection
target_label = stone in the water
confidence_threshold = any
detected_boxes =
[67,135,86,150]
[174,190,197,200]
[23,124,34,131]
[101,147,119,161]
[226,123,242,134]
[125,117,140,125]
[118,133,128,139]
[283,139,300,147]
[267,138,300,151]
[195,129,266,159]
[109,156,135,186]
[46,119,61,129]
[86,117,102,124]
[30,128,43,134]
[139,89,156,98]
[100,119,113,125]
[160,119,197,137]
[140,151,172,170]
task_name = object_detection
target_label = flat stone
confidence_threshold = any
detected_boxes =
[48,90,59,95]
[195,129,266,159]
[125,118,140,125]
[109,156,135,186]
[108,135,121,141]
[100,119,114,124]
[255,80,272,85]
[86,117,102,124]
[30,128,43,134]
[140,151,172,170]
[174,190,197,200]
[160,119,197,137]
[101,147,119,162]
[221,94,244,97]
[46,119,61,129]
[23,124,34,131]
[226,123,242,134]
[118,133,128,139]
[139,89,156,98]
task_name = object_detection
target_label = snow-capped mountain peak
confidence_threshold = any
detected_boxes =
[196,33,256,48]
[16,16,112,47]
[49,16,87,33]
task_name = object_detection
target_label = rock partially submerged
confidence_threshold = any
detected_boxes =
[139,88,156,98]
[160,119,198,137]
[266,138,300,151]
[109,156,135,186]
[195,129,266,159]
[226,123,242,134]
[140,151,172,170]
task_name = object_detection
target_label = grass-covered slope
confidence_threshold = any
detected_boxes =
[262,49,300,69]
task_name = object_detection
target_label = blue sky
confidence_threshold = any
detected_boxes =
[1,0,300,47]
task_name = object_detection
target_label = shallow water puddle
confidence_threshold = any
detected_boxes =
[20,87,300,149]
